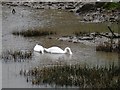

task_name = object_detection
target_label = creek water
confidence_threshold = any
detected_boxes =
[1,5,119,88]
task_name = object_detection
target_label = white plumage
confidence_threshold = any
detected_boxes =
[34,44,44,54]
[44,47,72,55]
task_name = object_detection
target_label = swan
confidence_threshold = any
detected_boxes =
[44,47,72,55]
[33,44,44,54]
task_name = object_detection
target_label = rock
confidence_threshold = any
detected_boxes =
[58,37,70,41]
[79,36,93,40]
[3,2,119,23]
[76,3,95,13]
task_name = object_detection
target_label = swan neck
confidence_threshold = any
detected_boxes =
[64,47,72,54]
[44,48,48,52]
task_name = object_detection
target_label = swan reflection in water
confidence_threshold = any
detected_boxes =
[33,51,72,61]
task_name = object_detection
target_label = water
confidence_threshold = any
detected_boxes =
[0,3,2,90]
[0,61,2,89]
[2,5,119,88]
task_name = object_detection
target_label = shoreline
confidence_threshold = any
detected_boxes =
[2,2,120,23]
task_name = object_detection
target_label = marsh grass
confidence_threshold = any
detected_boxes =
[73,31,90,37]
[96,43,112,52]
[1,50,32,62]
[96,40,120,52]
[12,29,56,37]
[24,64,120,88]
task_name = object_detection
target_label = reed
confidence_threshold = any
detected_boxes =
[23,64,120,88]
[96,43,112,52]
[73,31,90,37]
[1,50,32,62]
[12,29,56,37]
[96,40,120,52]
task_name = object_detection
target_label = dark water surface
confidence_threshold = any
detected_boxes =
[2,5,119,88]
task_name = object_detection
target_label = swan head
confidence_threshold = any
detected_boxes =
[64,47,73,55]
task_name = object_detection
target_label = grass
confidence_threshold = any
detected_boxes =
[96,42,112,52]
[1,50,32,62]
[103,2,120,10]
[12,29,56,37]
[96,40,120,52]
[95,2,120,10]
[73,31,100,37]
[73,31,90,37]
[23,64,120,88]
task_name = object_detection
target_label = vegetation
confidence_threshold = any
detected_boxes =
[76,3,95,13]
[12,29,56,37]
[1,50,32,62]
[95,2,120,10]
[23,64,120,88]
[96,40,120,53]
[73,31,90,37]
[103,2,120,10]
[77,2,120,13]
[96,43,112,52]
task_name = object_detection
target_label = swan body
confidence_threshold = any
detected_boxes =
[34,44,44,54]
[44,47,72,55]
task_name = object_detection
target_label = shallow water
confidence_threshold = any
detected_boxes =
[0,3,2,90]
[2,5,119,88]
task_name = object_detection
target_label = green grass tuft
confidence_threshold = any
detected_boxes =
[103,2,120,10]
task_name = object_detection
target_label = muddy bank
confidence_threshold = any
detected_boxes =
[58,32,120,52]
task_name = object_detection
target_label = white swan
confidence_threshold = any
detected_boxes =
[44,47,72,55]
[33,44,44,54]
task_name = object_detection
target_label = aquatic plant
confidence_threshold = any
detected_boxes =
[23,64,120,88]
[96,43,112,52]
[12,29,56,37]
[96,40,120,53]
[1,50,32,62]
[73,31,91,37]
